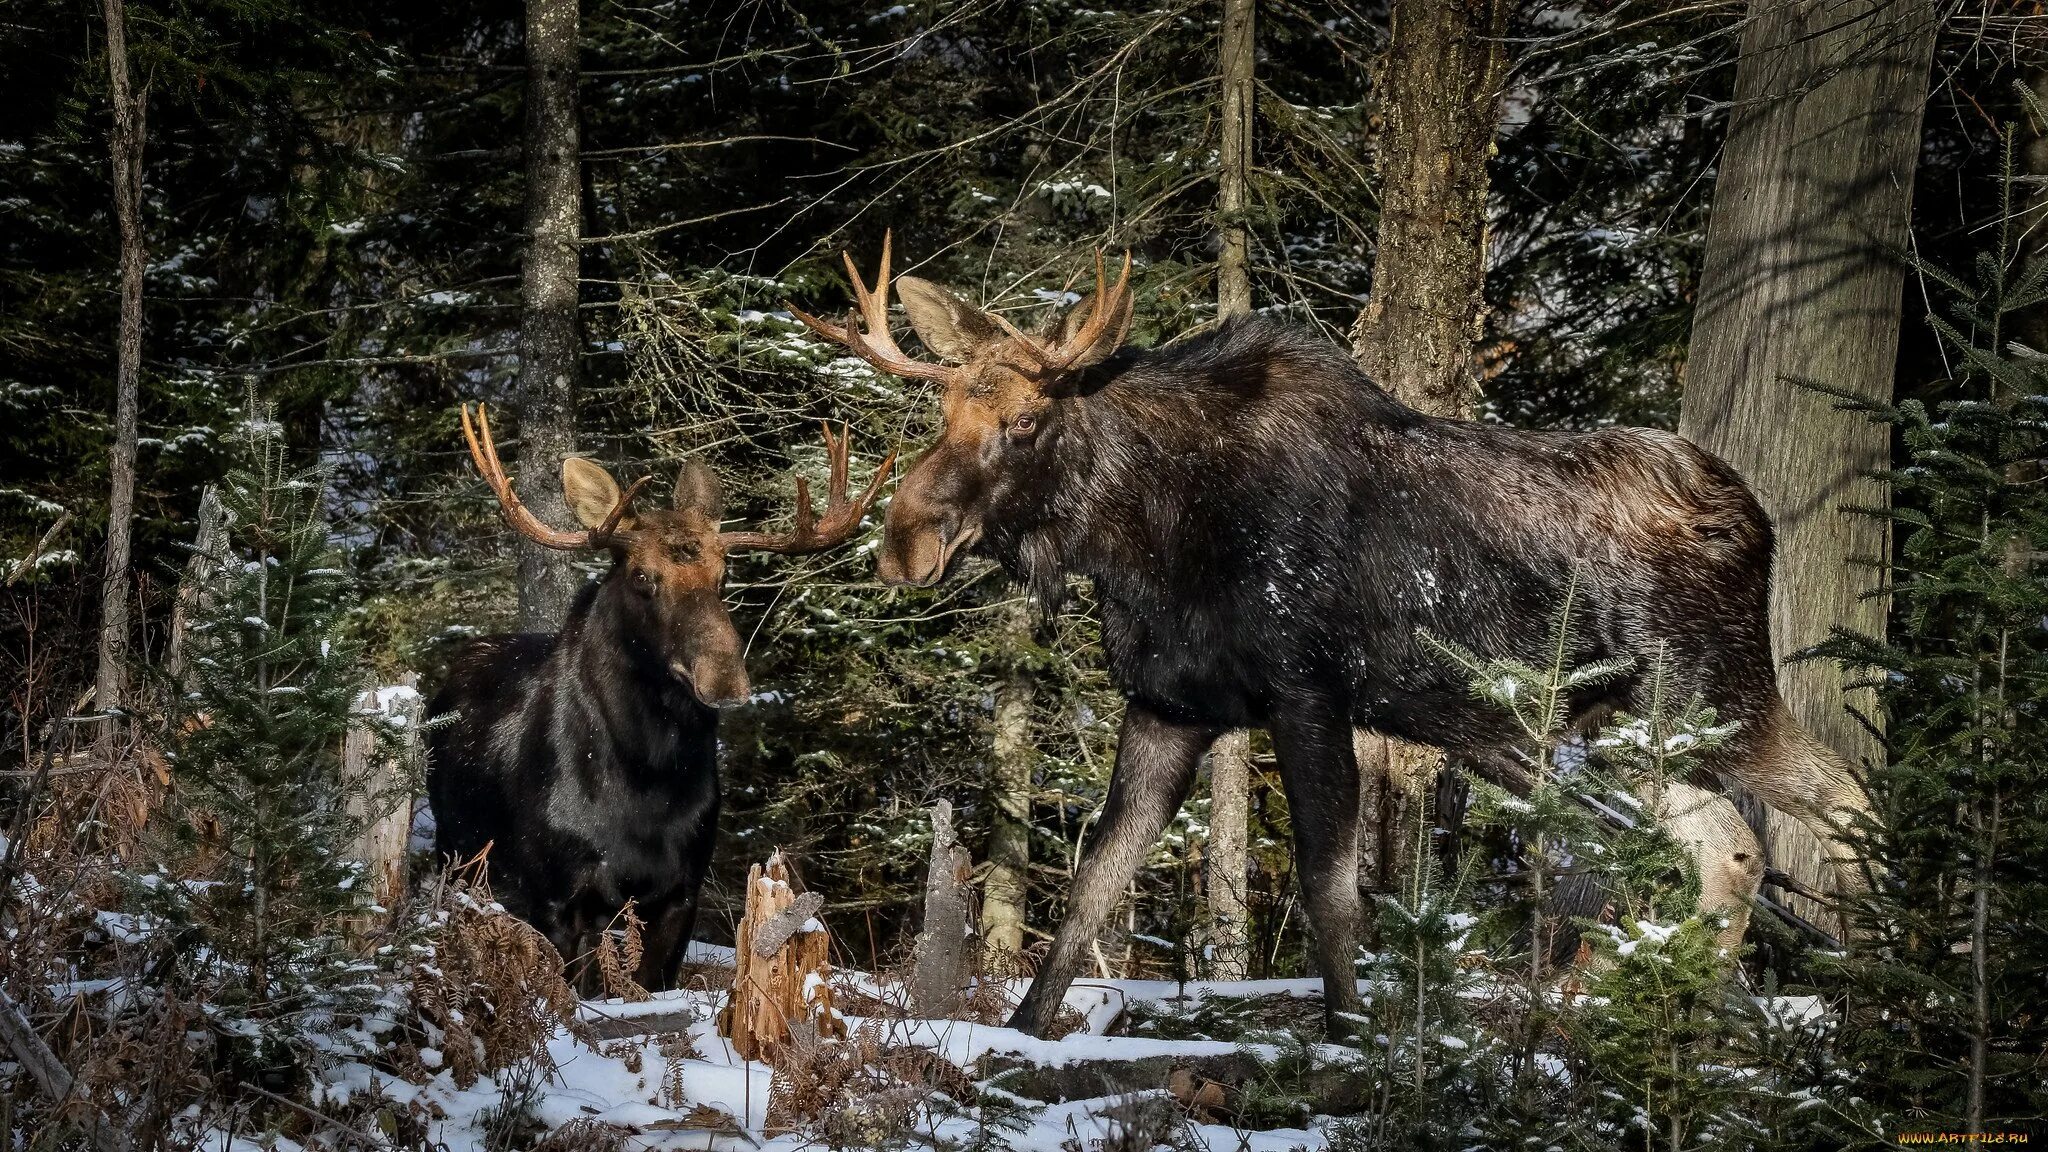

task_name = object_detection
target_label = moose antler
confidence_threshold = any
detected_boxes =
[721,422,896,556]
[789,231,954,383]
[1028,248,1134,373]
[794,232,1133,381]
[461,403,647,550]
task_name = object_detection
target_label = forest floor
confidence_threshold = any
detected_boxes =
[315,941,1357,1151]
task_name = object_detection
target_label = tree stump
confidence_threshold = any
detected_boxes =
[722,853,844,1063]
[910,799,973,1018]
[343,676,423,917]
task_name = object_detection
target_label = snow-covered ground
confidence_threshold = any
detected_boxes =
[314,942,1355,1151]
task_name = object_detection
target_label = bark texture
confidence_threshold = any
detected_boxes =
[95,0,146,735]
[1205,730,1252,980]
[724,854,844,1063]
[1203,0,1260,982]
[1677,0,1936,908]
[1348,0,1509,415]
[1215,0,1256,318]
[911,799,973,1017]
[515,0,583,631]
[982,602,1035,956]
[1349,0,1510,889]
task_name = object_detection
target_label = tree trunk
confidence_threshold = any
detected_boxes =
[1215,0,1255,318]
[1205,730,1252,980]
[1202,0,1260,981]
[343,676,424,921]
[515,0,582,632]
[723,853,844,1064]
[164,485,225,684]
[1348,0,1509,414]
[1349,0,1510,895]
[1677,0,1936,913]
[95,0,146,749]
[982,601,1035,957]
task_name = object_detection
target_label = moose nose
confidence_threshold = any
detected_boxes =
[692,661,750,710]
[670,657,749,709]
[878,518,951,587]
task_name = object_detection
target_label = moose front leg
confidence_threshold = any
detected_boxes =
[636,897,699,992]
[1271,701,1367,1038]
[1006,705,1216,1037]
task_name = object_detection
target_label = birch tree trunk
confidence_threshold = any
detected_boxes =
[1348,0,1510,892]
[1677,0,1936,913]
[1202,0,1259,981]
[982,602,1035,957]
[1205,730,1252,980]
[515,0,582,631]
[1215,0,1255,318]
[95,0,146,749]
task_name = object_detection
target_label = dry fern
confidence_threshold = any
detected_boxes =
[594,901,651,1003]
[408,858,589,1089]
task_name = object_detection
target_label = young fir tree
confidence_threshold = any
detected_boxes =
[1330,790,1497,1152]
[1422,576,1632,1095]
[1808,129,2048,1135]
[1415,584,1825,1150]
[137,406,390,1080]
[1574,670,1776,1152]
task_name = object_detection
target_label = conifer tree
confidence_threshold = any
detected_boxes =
[138,405,393,1077]
[1810,133,2048,1133]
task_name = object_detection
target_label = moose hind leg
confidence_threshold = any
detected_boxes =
[1005,706,1214,1038]
[1273,706,1366,1036]
[1651,782,1764,954]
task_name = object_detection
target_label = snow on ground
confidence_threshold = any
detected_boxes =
[308,942,1837,1151]
[318,958,1354,1151]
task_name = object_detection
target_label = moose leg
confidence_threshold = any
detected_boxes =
[1006,705,1215,1037]
[1272,703,1367,1037]
[636,897,698,992]
[1650,782,1765,953]
[1726,703,1873,915]
[556,898,609,996]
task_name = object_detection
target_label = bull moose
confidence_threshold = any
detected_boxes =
[427,404,891,990]
[795,236,1870,1038]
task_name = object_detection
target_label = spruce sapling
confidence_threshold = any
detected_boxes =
[135,405,392,1085]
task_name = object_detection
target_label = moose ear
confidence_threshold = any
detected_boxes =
[562,457,630,530]
[673,458,724,520]
[1054,289,1134,371]
[895,276,1002,363]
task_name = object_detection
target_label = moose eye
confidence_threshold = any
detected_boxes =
[1009,413,1039,440]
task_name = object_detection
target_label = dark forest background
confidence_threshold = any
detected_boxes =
[3,0,2045,1142]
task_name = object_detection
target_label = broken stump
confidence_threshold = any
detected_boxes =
[721,852,845,1063]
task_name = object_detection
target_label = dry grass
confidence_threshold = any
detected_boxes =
[530,1117,631,1152]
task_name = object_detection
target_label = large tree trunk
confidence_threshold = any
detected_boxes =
[1202,0,1258,981]
[1348,0,1508,413]
[515,0,582,632]
[982,601,1035,957]
[1349,0,1510,897]
[94,0,146,751]
[1678,0,1936,915]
